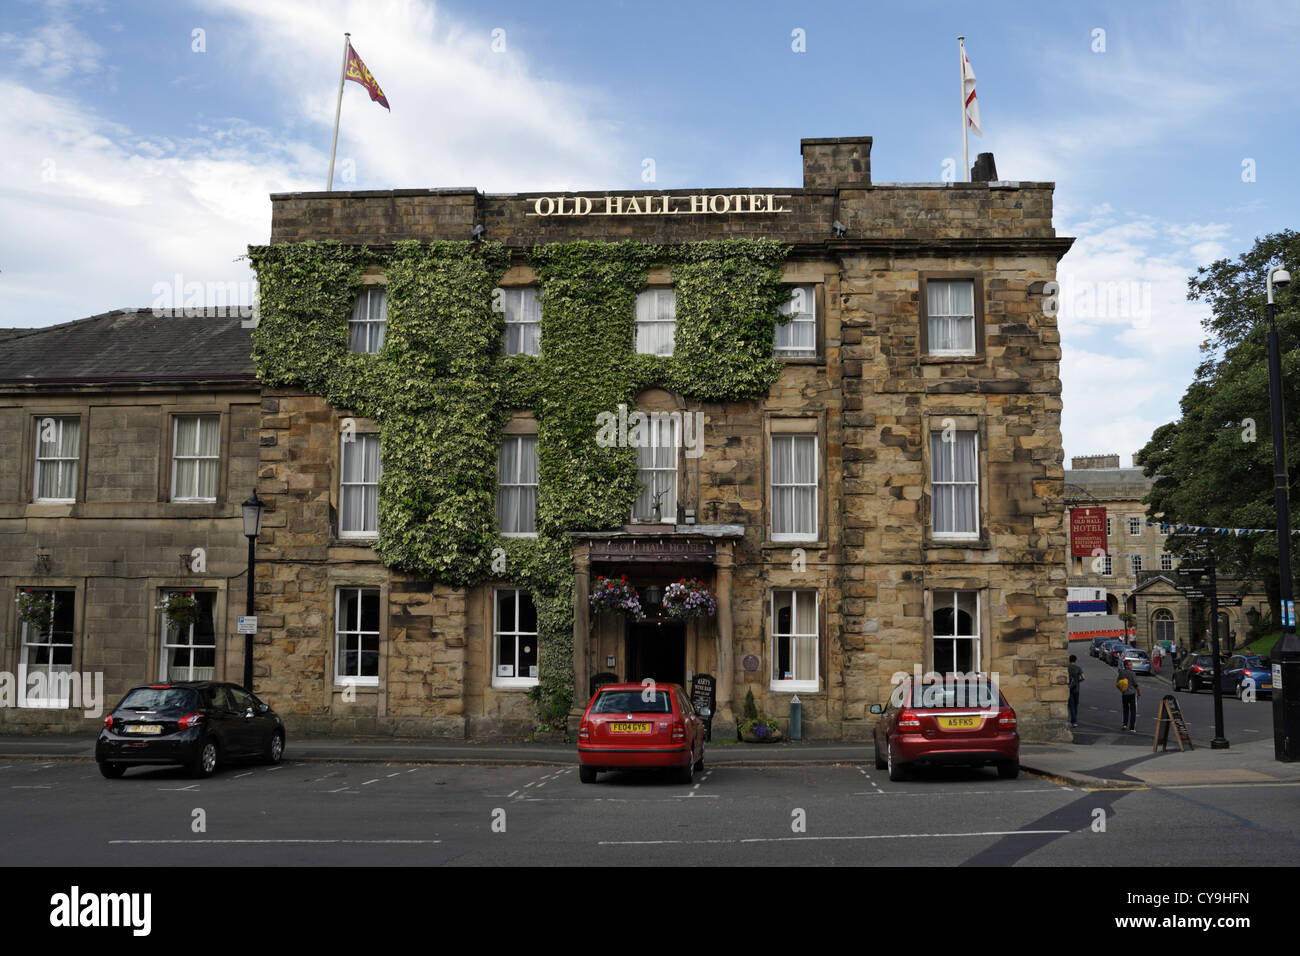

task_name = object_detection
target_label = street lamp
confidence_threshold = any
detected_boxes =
[241,489,264,692]
[1265,266,1300,760]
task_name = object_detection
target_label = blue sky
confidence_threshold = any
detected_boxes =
[0,0,1296,461]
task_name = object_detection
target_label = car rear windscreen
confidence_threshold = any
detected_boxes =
[592,690,673,714]
[118,687,200,711]
[909,681,1000,709]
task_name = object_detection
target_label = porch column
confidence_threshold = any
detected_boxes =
[715,541,736,732]
[570,545,591,730]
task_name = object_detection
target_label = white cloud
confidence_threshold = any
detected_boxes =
[0,8,105,83]
[0,0,628,327]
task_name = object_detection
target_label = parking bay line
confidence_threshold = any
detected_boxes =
[851,787,1067,797]
[599,829,1071,846]
[109,839,442,845]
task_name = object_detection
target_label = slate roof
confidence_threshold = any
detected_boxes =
[0,309,258,385]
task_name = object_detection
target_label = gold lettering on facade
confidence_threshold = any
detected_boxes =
[526,194,793,217]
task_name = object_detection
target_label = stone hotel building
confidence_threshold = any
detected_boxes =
[2,135,1075,741]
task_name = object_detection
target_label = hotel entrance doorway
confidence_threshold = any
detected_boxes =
[626,621,686,687]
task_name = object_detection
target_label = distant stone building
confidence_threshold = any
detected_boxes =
[1065,453,1268,654]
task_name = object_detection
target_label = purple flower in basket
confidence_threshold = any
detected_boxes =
[753,724,769,739]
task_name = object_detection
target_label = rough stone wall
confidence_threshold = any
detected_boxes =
[0,388,261,732]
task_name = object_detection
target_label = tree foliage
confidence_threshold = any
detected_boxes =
[1138,231,1300,603]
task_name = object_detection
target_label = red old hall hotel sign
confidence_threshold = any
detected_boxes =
[1070,506,1108,557]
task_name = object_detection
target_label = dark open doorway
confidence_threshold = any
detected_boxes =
[626,621,686,687]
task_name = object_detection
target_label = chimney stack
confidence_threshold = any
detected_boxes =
[801,137,872,188]
[971,152,998,182]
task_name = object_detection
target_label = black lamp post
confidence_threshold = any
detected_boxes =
[1264,265,1300,760]
[241,489,264,692]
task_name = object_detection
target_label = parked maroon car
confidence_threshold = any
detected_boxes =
[577,682,704,784]
[871,675,1019,781]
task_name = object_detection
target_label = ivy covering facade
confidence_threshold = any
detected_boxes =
[249,237,791,725]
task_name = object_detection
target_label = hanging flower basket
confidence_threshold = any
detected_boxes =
[662,578,718,619]
[589,574,645,620]
[15,589,55,632]
[155,591,199,632]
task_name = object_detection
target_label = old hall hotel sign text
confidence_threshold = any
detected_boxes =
[526,193,793,217]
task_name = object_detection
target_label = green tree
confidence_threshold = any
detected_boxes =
[1137,230,1300,613]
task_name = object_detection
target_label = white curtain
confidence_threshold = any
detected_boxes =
[174,417,219,499]
[505,288,541,356]
[36,419,79,499]
[636,290,676,356]
[772,590,817,682]
[771,435,816,536]
[342,435,380,533]
[931,431,977,533]
[634,417,677,520]
[776,285,816,356]
[497,436,537,533]
[349,289,386,352]
[927,280,975,351]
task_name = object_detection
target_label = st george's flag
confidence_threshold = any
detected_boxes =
[961,44,981,136]
[345,41,389,110]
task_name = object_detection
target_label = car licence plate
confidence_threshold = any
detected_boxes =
[937,716,980,730]
[126,724,162,734]
[609,722,651,733]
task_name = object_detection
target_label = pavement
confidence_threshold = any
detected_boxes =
[4,725,1298,790]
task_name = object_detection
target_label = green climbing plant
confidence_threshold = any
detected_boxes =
[250,237,792,727]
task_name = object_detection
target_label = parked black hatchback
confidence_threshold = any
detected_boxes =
[96,682,285,779]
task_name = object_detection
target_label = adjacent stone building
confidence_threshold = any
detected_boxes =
[0,310,260,730]
[251,135,1076,741]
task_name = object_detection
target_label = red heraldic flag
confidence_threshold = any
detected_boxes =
[345,43,390,110]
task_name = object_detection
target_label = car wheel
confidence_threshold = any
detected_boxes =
[678,752,695,785]
[1235,682,1244,701]
[874,740,887,770]
[190,739,218,778]
[98,762,125,779]
[1188,679,1197,694]
[887,740,907,782]
[693,747,704,773]
[578,766,597,784]
[264,731,284,765]
[998,761,1020,780]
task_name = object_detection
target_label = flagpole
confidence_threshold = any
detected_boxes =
[959,36,969,182]
[327,32,350,192]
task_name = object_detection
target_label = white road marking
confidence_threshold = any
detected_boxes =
[158,785,200,792]
[852,788,1065,797]
[265,766,281,772]
[599,829,1071,846]
[507,790,519,798]
[387,772,400,778]
[110,839,442,845]
[361,778,380,786]
[12,785,51,790]
[235,772,253,779]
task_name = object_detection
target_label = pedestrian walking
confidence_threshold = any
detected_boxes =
[1117,659,1141,732]
[1068,654,1085,727]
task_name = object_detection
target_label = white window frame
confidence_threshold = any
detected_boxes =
[171,415,221,502]
[632,414,678,524]
[1106,517,1113,537]
[1131,554,1143,574]
[1160,553,1173,571]
[770,433,818,541]
[33,416,79,503]
[931,589,981,675]
[349,287,387,354]
[930,430,980,540]
[1153,609,1175,645]
[497,287,541,356]
[770,589,819,693]
[1102,555,1113,576]
[339,433,381,539]
[493,588,539,689]
[497,435,538,537]
[334,587,381,686]
[1128,516,1142,536]
[775,285,817,358]
[18,589,75,707]
[635,289,676,356]
[159,589,217,682]
[925,279,977,357]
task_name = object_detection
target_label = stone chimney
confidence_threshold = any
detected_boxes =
[1070,454,1121,470]
[970,152,998,182]
[801,137,872,188]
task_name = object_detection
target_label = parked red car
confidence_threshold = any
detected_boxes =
[578,682,704,784]
[871,675,1019,781]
